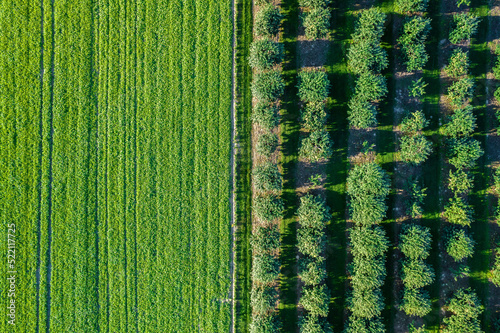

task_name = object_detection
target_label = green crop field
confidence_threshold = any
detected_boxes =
[0,0,233,332]
[4,0,500,332]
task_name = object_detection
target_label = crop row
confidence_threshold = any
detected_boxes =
[0,0,41,332]
[344,161,390,332]
[347,8,388,129]
[440,1,484,330]
[295,67,332,333]
[249,1,285,332]
[299,0,330,40]
[493,45,500,132]
[396,2,433,168]
[297,195,331,331]
[297,70,333,162]
[393,3,435,328]
[343,8,391,332]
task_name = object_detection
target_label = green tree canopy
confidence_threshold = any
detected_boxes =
[255,5,283,37]
[251,225,280,254]
[252,253,280,284]
[300,284,330,317]
[249,39,284,70]
[253,194,284,223]
[297,70,331,102]
[350,226,389,259]
[253,162,282,193]
[399,224,432,260]
[252,70,284,101]
[299,130,333,162]
[446,228,475,262]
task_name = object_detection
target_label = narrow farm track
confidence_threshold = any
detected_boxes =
[423,0,446,329]
[280,0,300,330]
[326,0,350,330]
[233,0,253,331]
[1,1,234,332]
[435,0,463,326]
[486,0,500,325]
[469,0,491,329]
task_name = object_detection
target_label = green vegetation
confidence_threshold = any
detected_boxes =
[404,178,427,218]
[299,0,331,40]
[449,13,480,44]
[252,70,285,101]
[441,106,477,138]
[446,228,475,262]
[398,16,431,71]
[253,163,283,193]
[301,102,328,131]
[399,226,434,318]
[443,196,474,226]
[347,8,388,75]
[447,77,475,108]
[249,39,284,70]
[347,8,388,128]
[347,162,390,226]
[399,135,433,165]
[346,223,388,329]
[1,0,235,331]
[250,1,285,330]
[299,130,333,162]
[0,1,40,331]
[395,0,429,14]
[297,69,333,162]
[303,8,331,40]
[297,70,331,103]
[257,133,279,157]
[297,194,332,330]
[409,78,428,98]
[447,138,484,170]
[255,4,283,37]
[490,247,500,287]
[493,45,500,134]
[448,169,474,195]
[445,49,470,78]
[252,102,280,131]
[442,289,484,332]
